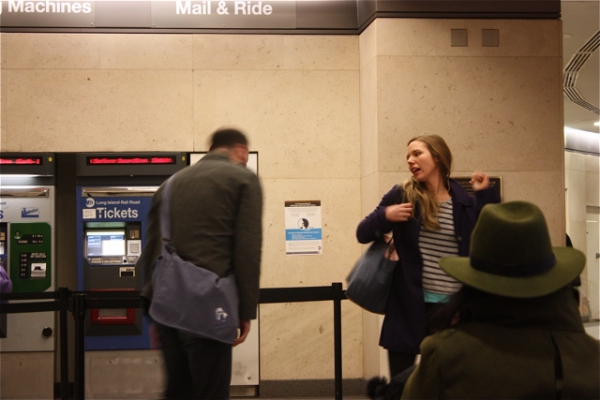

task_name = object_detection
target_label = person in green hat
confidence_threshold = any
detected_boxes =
[401,201,599,400]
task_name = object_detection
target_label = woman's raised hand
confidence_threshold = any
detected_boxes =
[470,171,490,191]
[385,203,413,222]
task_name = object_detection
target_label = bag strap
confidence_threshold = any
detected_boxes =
[159,176,175,242]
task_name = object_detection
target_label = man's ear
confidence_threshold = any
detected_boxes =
[231,144,248,165]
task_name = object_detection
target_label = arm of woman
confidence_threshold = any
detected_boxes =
[471,171,501,208]
[356,185,401,244]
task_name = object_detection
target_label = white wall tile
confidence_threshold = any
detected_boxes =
[193,70,360,179]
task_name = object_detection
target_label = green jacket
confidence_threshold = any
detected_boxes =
[141,152,263,321]
[402,287,600,399]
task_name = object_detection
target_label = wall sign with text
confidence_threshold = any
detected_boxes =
[0,0,296,29]
[453,176,502,200]
[285,200,322,256]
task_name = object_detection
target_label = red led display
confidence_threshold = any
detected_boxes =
[87,156,176,165]
[151,157,177,164]
[0,157,43,165]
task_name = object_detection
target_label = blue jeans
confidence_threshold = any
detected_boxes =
[155,323,232,399]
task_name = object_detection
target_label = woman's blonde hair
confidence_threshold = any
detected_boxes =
[402,134,453,230]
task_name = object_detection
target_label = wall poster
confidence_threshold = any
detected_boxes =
[284,200,322,256]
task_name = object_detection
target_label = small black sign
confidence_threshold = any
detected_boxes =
[453,176,502,199]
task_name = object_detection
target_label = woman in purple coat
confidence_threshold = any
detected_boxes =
[0,264,11,294]
[356,134,499,376]
[0,264,12,337]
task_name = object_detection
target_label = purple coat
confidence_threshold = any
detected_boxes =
[356,179,499,353]
[0,265,12,294]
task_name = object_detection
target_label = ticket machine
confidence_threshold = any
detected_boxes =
[0,153,56,351]
[76,152,185,350]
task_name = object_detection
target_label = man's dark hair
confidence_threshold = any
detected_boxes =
[209,128,248,151]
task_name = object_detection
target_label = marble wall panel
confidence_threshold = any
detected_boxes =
[361,311,387,377]
[257,179,364,380]
[360,58,378,178]
[1,69,193,151]
[283,36,359,70]
[359,172,380,219]
[376,55,563,173]
[1,33,102,69]
[258,176,363,379]
[98,34,193,70]
[193,69,360,179]
[376,18,462,57]
[376,19,561,57]
[466,20,561,57]
[193,35,358,71]
[359,22,377,69]
[193,34,285,70]
[359,23,378,179]
[259,301,362,380]
[259,178,362,288]
[1,33,192,71]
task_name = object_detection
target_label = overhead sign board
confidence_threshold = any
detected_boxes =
[152,1,296,29]
[0,0,560,31]
[0,0,96,27]
[0,0,296,28]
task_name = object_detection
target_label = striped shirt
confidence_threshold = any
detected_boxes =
[419,199,461,296]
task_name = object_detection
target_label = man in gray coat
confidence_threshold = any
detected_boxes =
[141,127,262,399]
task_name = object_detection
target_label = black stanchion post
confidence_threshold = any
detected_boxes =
[72,294,86,400]
[59,287,70,400]
[332,282,343,400]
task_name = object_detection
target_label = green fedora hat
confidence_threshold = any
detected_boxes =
[439,201,585,298]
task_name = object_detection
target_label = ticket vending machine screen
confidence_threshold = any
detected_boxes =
[85,230,126,258]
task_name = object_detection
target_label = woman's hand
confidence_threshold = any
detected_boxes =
[385,203,413,222]
[470,171,490,191]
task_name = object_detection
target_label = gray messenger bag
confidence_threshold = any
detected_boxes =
[149,176,239,344]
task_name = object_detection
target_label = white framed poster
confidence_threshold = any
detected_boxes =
[189,152,258,175]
